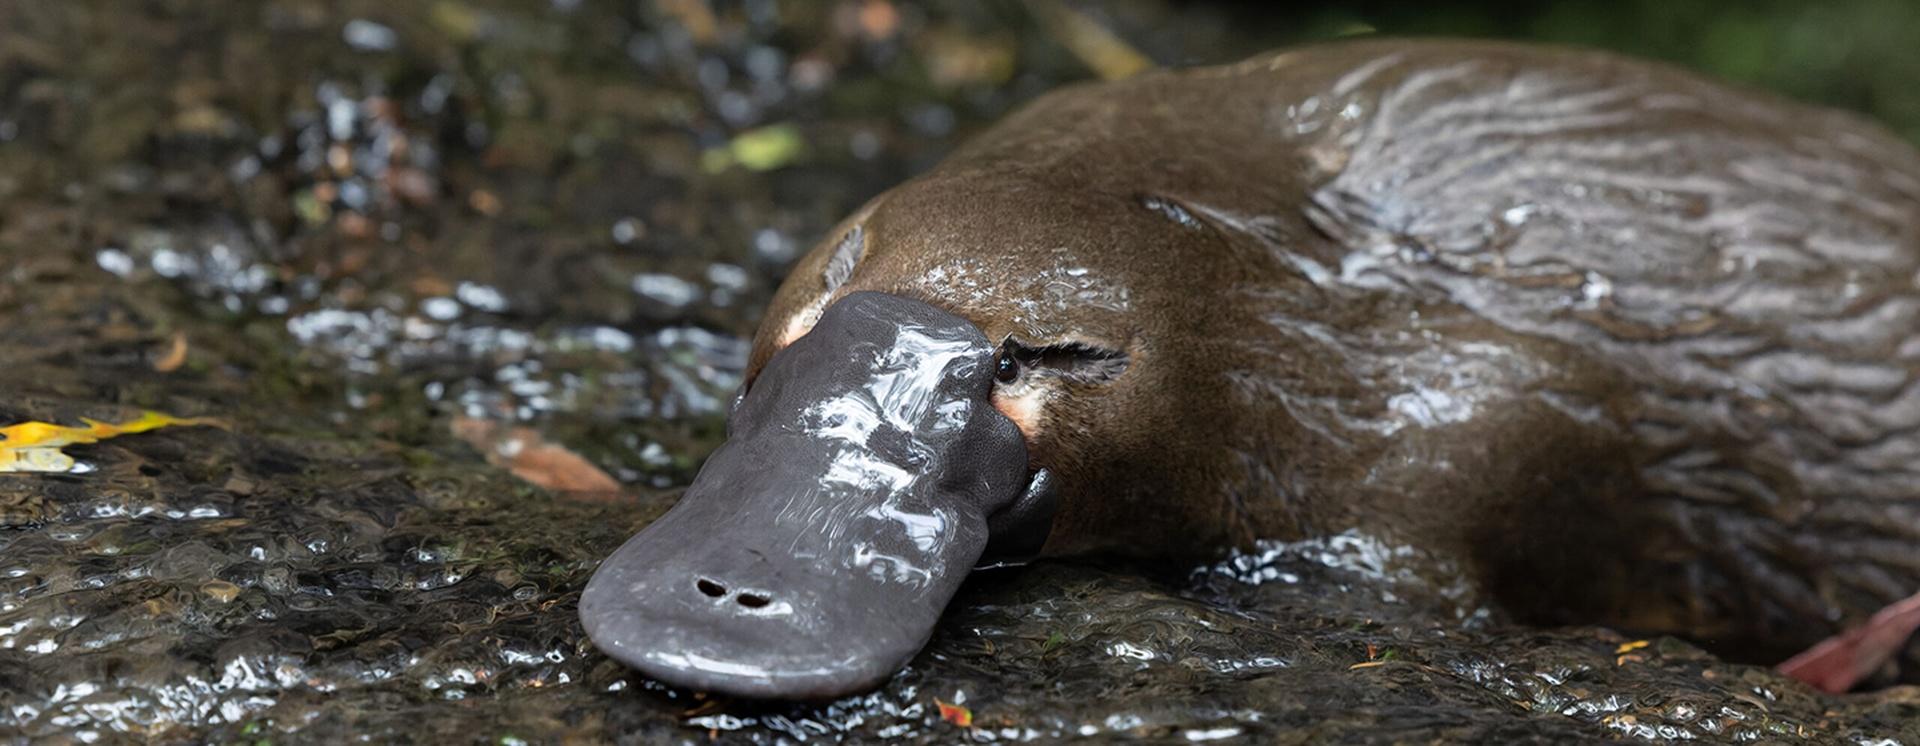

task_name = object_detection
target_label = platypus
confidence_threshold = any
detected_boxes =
[580,38,1920,699]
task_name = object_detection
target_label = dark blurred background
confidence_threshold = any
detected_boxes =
[1190,0,1912,140]
[1167,0,1920,144]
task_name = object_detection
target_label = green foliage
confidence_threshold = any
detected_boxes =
[1272,0,1920,143]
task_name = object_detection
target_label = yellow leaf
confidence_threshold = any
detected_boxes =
[703,124,805,173]
[0,410,226,473]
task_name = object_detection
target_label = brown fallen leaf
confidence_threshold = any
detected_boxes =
[152,331,189,372]
[201,580,242,603]
[468,189,503,216]
[450,416,625,499]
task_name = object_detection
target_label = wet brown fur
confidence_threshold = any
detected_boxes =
[748,39,1920,659]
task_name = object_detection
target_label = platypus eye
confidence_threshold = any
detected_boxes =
[994,347,1020,383]
[995,337,1129,385]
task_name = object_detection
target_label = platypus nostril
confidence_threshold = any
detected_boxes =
[695,578,727,598]
[737,592,771,608]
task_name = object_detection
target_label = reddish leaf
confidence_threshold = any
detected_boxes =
[451,417,624,499]
[1778,591,1920,693]
[936,698,972,728]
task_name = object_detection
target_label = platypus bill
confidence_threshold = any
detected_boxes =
[580,38,1920,699]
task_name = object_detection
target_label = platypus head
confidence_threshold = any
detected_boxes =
[583,161,1262,698]
[579,288,1058,699]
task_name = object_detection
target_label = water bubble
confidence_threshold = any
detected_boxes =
[421,297,462,321]
[705,263,747,290]
[753,228,794,262]
[631,273,699,308]
[326,99,356,141]
[1580,271,1613,305]
[611,217,644,245]
[456,282,509,312]
[342,20,398,51]
[95,248,135,278]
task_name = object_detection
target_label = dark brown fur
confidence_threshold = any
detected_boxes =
[750,39,1920,658]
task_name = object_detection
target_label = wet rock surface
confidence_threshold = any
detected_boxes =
[2,1,1918,743]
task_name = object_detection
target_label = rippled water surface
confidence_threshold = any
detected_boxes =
[4,1,1920,743]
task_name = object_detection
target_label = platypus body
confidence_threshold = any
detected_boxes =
[582,39,1920,699]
